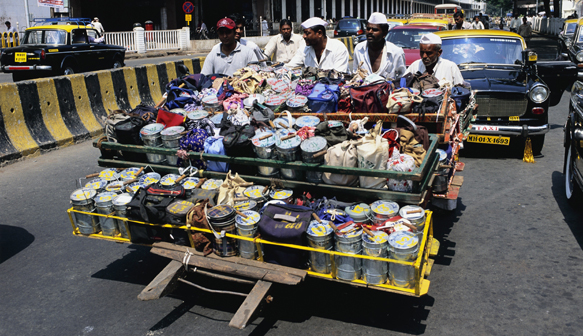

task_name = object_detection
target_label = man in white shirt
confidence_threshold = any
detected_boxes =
[91,18,104,36]
[352,12,405,80]
[201,18,258,76]
[234,18,267,62]
[452,12,472,30]
[262,19,269,36]
[263,19,306,63]
[286,17,350,72]
[471,16,484,30]
[404,33,464,86]
[510,15,521,32]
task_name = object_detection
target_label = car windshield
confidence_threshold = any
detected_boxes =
[566,22,577,34]
[441,37,523,65]
[386,28,438,48]
[23,29,67,45]
[338,20,362,30]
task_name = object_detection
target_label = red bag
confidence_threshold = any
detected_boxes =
[350,82,391,114]
[156,108,185,128]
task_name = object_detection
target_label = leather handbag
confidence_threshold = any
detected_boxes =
[387,88,424,114]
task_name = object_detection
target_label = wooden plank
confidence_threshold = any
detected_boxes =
[228,280,272,329]
[153,242,307,279]
[451,175,464,187]
[138,260,184,301]
[455,161,465,172]
[151,248,303,285]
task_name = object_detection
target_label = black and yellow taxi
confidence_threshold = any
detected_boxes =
[436,29,577,155]
[0,18,125,81]
[558,18,578,57]
[565,18,583,80]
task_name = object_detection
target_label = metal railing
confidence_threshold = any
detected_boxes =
[532,17,565,36]
[104,31,136,53]
[144,30,181,51]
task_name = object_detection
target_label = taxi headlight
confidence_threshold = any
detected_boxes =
[530,85,549,103]
[566,38,572,48]
[577,51,583,62]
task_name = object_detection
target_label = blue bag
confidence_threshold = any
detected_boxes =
[307,83,339,113]
[204,136,229,172]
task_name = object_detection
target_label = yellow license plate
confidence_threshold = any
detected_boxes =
[467,134,510,146]
[15,52,27,63]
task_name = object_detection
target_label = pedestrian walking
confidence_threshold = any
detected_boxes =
[517,17,532,46]
[471,16,484,30]
[91,17,104,36]
[262,19,269,36]
[5,21,17,45]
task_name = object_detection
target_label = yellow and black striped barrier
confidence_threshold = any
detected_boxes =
[1,32,19,48]
[0,57,205,164]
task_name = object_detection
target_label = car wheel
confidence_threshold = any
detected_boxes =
[62,65,75,76]
[564,140,582,203]
[112,59,123,69]
[530,135,545,156]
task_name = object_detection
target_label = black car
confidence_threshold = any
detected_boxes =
[564,80,583,202]
[560,19,579,61]
[0,19,125,81]
[334,17,367,38]
[437,30,577,155]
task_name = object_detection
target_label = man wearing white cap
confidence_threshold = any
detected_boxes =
[352,12,406,80]
[404,33,464,86]
[91,17,104,36]
[285,17,350,72]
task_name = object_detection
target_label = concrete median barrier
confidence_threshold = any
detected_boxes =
[0,57,206,165]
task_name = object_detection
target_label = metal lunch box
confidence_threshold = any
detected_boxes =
[345,203,372,224]
[399,205,426,239]
[84,178,108,194]
[362,231,389,285]
[181,177,200,198]
[300,136,328,183]
[160,174,180,188]
[105,181,125,194]
[306,220,334,274]
[251,131,279,176]
[244,185,270,206]
[112,193,132,238]
[265,95,286,109]
[333,225,363,281]
[286,95,308,112]
[269,189,293,204]
[433,149,449,194]
[295,116,321,128]
[235,210,261,259]
[119,167,144,182]
[70,188,99,235]
[160,126,185,166]
[207,204,238,257]
[187,111,209,121]
[126,182,147,195]
[94,191,119,236]
[139,172,161,186]
[140,123,166,164]
[97,168,120,182]
[370,200,400,225]
[273,117,296,129]
[234,200,258,212]
[243,94,265,108]
[201,178,222,191]
[275,131,302,180]
[202,95,222,111]
[388,231,419,289]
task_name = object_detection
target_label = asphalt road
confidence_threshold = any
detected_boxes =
[0,53,207,83]
[2,35,583,335]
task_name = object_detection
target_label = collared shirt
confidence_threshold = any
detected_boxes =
[404,57,464,86]
[240,38,266,61]
[201,42,258,76]
[286,38,349,72]
[352,40,406,80]
[471,21,484,30]
[517,23,532,38]
[91,21,104,34]
[452,21,472,30]
[510,18,521,29]
[264,33,306,63]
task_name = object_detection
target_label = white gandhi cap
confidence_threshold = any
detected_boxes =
[368,12,387,24]
[420,33,442,45]
[301,17,328,29]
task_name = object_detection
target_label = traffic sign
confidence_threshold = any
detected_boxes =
[185,14,192,22]
[183,1,194,14]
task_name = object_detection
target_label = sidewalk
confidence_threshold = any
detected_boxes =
[124,49,197,59]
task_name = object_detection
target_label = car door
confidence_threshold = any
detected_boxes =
[86,28,107,69]
[70,29,92,72]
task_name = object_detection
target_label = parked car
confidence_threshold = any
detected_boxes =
[0,18,125,81]
[564,80,583,202]
[436,30,577,155]
[385,25,443,66]
[559,19,579,59]
[407,18,450,30]
[334,17,367,37]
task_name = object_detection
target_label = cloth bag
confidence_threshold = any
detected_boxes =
[217,172,251,206]
[387,88,424,114]
[350,82,391,114]
[315,120,349,147]
[322,140,359,186]
[356,123,389,189]
[204,136,229,172]
[307,83,339,113]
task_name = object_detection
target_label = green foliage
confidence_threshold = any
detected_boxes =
[485,0,514,15]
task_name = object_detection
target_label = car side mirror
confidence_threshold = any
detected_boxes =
[522,49,537,65]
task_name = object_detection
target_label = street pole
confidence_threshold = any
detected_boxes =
[24,0,30,28]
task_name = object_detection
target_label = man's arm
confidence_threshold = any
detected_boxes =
[201,52,214,75]
[263,35,278,60]
[334,43,350,73]
[393,48,407,78]
[285,46,306,68]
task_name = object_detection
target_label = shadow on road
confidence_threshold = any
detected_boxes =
[550,171,583,249]
[430,197,465,266]
[0,225,35,264]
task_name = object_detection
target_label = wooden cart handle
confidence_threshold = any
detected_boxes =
[195,178,206,189]
[329,221,340,234]
[259,133,274,140]
[238,182,254,187]
[405,209,423,215]
[280,133,297,141]
[312,149,328,158]
[362,226,375,237]
[234,197,249,202]
[402,222,418,232]
[269,120,276,128]
[123,179,137,185]
[262,185,270,194]
[236,210,248,218]
[277,122,288,129]
[85,173,99,179]
[312,213,322,223]
[175,174,188,183]
[136,167,145,176]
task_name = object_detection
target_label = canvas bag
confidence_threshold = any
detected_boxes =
[322,140,359,186]
[387,88,424,114]
[204,136,229,172]
[307,83,339,113]
[356,123,389,189]
[350,82,391,114]
[257,203,313,268]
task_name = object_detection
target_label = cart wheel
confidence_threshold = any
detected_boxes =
[564,140,582,204]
